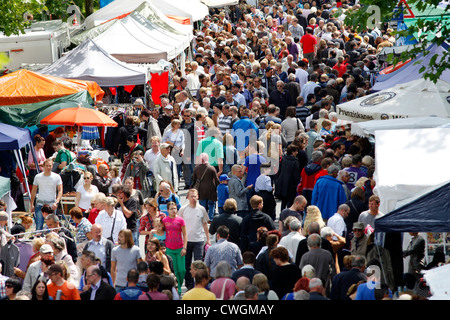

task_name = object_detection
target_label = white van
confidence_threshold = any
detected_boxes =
[0,20,71,72]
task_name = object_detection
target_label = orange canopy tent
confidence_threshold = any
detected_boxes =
[0,69,104,106]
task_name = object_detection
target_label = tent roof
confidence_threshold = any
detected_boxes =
[373,43,450,91]
[373,127,450,214]
[84,0,193,34]
[0,69,104,106]
[0,123,32,151]
[375,180,450,232]
[91,15,185,63]
[200,0,238,7]
[336,78,450,122]
[351,116,450,137]
[37,38,148,87]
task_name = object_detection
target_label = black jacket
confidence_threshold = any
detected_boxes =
[80,280,116,300]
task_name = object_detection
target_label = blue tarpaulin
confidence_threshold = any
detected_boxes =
[0,123,33,151]
[375,181,450,232]
[373,43,450,91]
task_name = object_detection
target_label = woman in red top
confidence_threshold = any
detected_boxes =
[332,56,348,77]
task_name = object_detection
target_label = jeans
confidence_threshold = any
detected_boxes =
[183,162,194,187]
[132,229,139,247]
[184,241,204,290]
[199,199,216,220]
[34,205,45,231]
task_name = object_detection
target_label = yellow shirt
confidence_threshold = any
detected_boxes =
[182,287,216,300]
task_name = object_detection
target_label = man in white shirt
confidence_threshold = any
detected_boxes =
[94,201,127,244]
[143,136,161,173]
[30,158,63,231]
[232,83,247,107]
[327,203,350,239]
[178,189,210,290]
[295,60,309,90]
[279,218,305,258]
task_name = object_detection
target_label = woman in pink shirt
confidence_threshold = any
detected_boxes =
[28,134,47,186]
[162,201,187,295]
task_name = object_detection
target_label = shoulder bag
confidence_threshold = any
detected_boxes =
[192,166,208,191]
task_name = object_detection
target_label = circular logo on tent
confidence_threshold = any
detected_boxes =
[447,96,450,104]
[360,92,396,107]
[380,113,389,120]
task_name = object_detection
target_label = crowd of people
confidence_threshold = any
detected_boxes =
[0,0,440,301]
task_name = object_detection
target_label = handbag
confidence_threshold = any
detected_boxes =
[107,213,116,243]
[216,278,230,300]
[192,166,208,191]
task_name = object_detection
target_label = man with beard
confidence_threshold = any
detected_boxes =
[23,244,55,292]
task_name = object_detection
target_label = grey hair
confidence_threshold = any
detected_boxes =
[214,260,232,278]
[307,233,322,249]
[320,227,334,238]
[294,290,310,300]
[309,277,323,289]
[50,237,66,251]
[311,150,323,163]
[289,218,302,232]
[327,164,340,175]
[302,264,316,279]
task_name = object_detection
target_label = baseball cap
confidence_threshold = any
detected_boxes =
[164,104,173,110]
[160,143,172,149]
[134,98,144,106]
[219,174,230,181]
[40,244,54,254]
[353,222,365,230]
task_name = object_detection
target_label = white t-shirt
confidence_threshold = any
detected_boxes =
[327,212,347,238]
[144,149,161,173]
[76,184,99,210]
[33,172,62,203]
[178,204,209,242]
[95,209,127,243]
[111,245,142,287]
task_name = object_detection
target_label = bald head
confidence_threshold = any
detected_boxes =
[91,223,103,242]
[236,276,250,291]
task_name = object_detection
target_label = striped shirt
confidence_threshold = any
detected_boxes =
[296,105,311,127]
[196,125,206,143]
[218,115,233,136]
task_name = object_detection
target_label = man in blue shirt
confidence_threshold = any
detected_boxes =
[232,108,259,158]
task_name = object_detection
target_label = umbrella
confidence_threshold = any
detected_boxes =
[40,106,118,127]
[40,106,118,150]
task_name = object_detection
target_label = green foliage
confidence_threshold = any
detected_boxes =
[0,0,43,36]
[337,0,450,83]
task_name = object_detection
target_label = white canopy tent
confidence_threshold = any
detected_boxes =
[84,0,197,30]
[38,38,149,87]
[91,15,185,63]
[373,127,450,214]
[72,2,192,49]
[336,78,450,122]
[351,116,450,137]
[200,0,238,7]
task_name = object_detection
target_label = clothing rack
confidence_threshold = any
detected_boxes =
[11,227,67,238]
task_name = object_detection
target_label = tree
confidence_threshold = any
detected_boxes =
[337,0,450,83]
[0,0,43,36]
[0,0,98,36]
